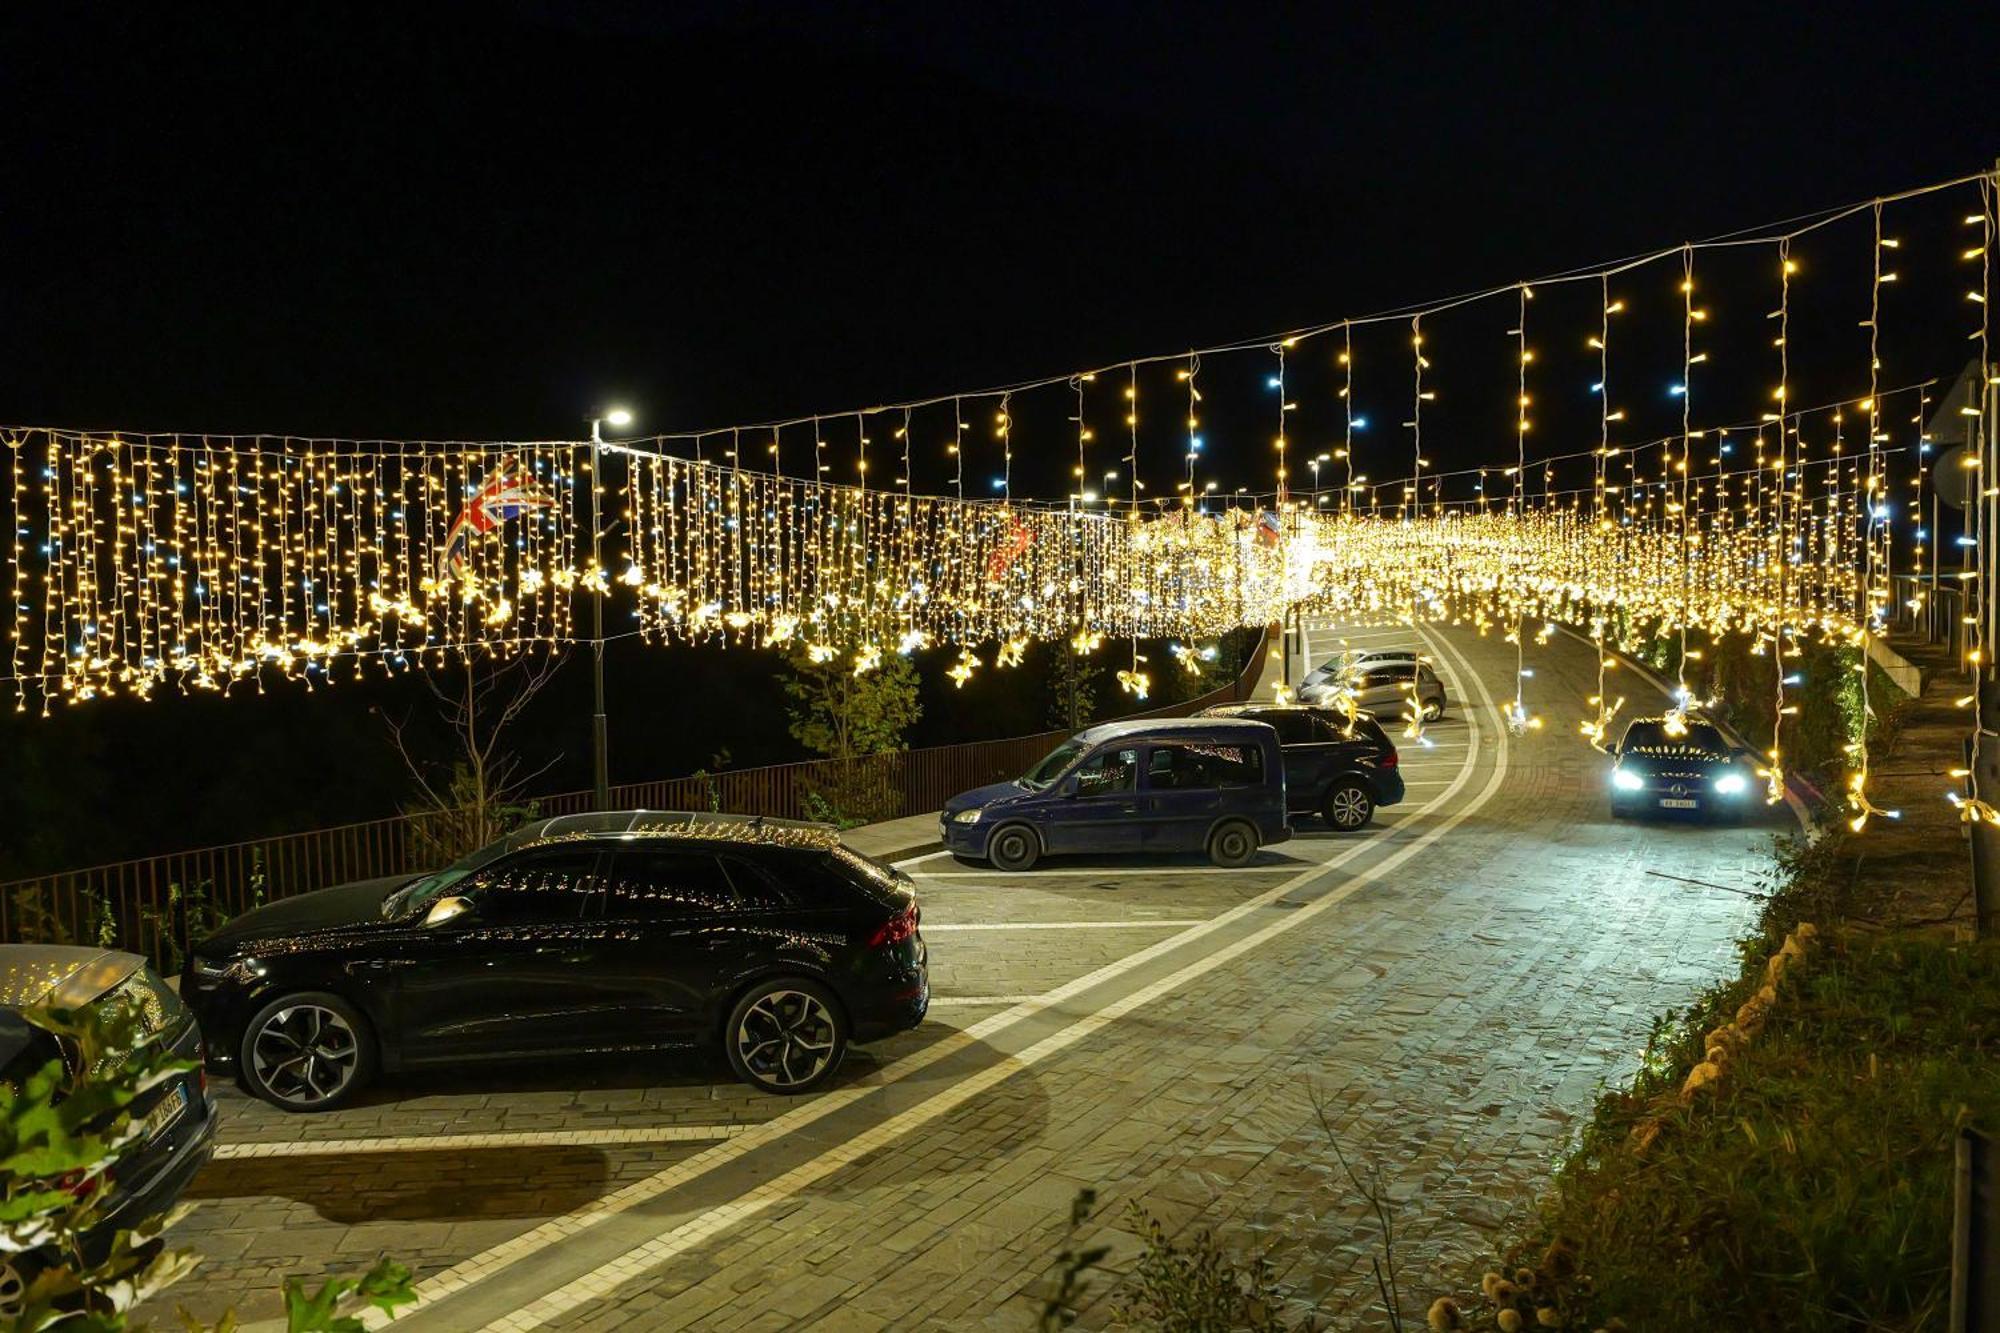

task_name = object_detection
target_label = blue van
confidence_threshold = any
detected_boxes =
[940,718,1291,871]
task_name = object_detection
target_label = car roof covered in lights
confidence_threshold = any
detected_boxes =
[1075,717,1276,743]
[0,945,143,1012]
[515,810,843,850]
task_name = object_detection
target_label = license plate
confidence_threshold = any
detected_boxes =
[142,1083,189,1140]
[1660,798,1698,810]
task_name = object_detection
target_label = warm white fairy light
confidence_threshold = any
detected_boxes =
[7,166,1994,841]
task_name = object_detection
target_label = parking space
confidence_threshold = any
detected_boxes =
[138,618,1788,1331]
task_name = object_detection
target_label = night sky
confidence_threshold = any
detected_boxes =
[9,5,1999,461]
[4,3,2000,870]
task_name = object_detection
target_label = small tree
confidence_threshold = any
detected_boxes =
[1045,644,1105,732]
[784,648,921,823]
[380,649,564,864]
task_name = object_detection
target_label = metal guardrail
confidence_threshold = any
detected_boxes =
[0,631,1269,964]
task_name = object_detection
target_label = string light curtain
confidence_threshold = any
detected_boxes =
[5,431,579,710]
[6,163,1998,838]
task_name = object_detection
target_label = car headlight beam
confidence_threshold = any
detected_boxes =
[1611,769,1643,792]
[951,808,982,824]
[1714,773,1749,796]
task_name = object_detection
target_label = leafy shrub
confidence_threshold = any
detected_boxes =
[0,999,413,1331]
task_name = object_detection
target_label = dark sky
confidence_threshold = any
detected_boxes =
[5,1,1998,498]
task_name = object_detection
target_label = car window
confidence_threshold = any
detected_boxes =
[1308,714,1349,743]
[720,855,803,912]
[0,1012,66,1092]
[1685,724,1727,752]
[1022,739,1086,789]
[1622,721,1725,751]
[1261,712,1313,744]
[1146,742,1263,789]
[1073,747,1139,796]
[817,846,909,907]
[602,848,739,918]
[470,849,601,925]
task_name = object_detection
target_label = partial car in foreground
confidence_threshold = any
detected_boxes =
[181,812,928,1109]
[1608,716,1756,820]
[0,946,217,1319]
[1201,703,1404,830]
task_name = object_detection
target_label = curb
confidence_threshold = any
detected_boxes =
[876,841,944,865]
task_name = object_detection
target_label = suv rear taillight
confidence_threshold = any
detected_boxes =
[866,903,920,950]
[1380,748,1399,769]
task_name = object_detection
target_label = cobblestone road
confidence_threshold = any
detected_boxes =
[144,622,1784,1330]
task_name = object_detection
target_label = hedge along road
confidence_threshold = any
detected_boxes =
[356,624,1506,1332]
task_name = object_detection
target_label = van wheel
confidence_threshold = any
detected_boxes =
[1323,781,1375,831]
[1208,820,1258,868]
[988,824,1040,872]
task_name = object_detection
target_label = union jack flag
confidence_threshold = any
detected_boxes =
[439,454,552,576]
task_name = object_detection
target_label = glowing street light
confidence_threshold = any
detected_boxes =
[587,404,636,809]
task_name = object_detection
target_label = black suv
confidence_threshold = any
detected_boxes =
[1201,704,1405,830]
[1609,716,1756,820]
[181,812,929,1109]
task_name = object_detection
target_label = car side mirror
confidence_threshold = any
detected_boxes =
[1058,776,1080,798]
[423,895,475,928]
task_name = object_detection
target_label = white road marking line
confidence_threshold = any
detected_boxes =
[891,849,957,869]
[420,625,1506,1333]
[926,994,1042,1009]
[911,865,1307,879]
[922,919,1207,931]
[214,1126,746,1159]
[373,749,1488,1328]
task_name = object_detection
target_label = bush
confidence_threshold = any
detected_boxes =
[1436,827,1998,1332]
[0,999,415,1331]
[1482,928,1997,1331]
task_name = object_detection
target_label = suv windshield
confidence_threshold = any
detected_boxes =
[382,824,545,918]
[1020,740,1086,790]
[1622,721,1726,753]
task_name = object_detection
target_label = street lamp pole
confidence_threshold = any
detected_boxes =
[588,406,633,811]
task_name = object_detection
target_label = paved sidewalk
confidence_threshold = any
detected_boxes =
[370,622,1780,1331]
[140,621,1786,1330]
[843,812,944,864]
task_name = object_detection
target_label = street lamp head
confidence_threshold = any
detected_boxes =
[604,407,634,429]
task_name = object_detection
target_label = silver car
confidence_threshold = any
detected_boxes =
[1329,659,1447,722]
[1299,649,1424,705]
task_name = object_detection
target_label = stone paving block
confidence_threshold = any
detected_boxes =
[143,625,1778,1332]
